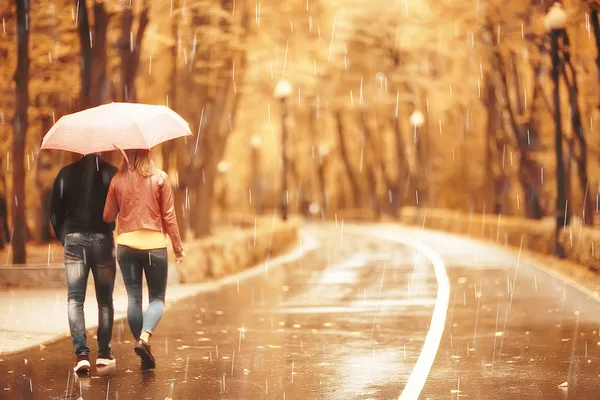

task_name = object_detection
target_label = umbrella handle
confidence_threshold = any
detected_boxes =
[113,144,130,164]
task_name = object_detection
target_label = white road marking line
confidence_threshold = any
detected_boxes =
[346,226,450,400]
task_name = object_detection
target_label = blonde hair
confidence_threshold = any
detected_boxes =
[120,150,156,178]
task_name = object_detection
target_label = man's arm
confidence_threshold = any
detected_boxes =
[50,171,66,246]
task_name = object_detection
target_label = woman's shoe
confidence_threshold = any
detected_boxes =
[134,339,156,369]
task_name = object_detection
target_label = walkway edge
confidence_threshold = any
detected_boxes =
[351,226,450,400]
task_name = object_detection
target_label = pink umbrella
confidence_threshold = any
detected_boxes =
[40,102,192,155]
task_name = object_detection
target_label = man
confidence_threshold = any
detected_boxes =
[50,153,118,374]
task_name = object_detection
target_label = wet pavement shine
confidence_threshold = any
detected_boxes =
[1,224,600,399]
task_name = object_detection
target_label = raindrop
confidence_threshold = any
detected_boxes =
[327,17,336,62]
[184,355,189,382]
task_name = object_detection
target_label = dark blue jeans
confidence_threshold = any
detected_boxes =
[117,245,168,340]
[64,233,116,357]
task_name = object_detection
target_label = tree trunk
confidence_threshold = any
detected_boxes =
[591,9,600,108]
[174,154,189,241]
[414,124,428,207]
[193,163,216,238]
[562,56,594,225]
[12,0,30,264]
[484,78,505,214]
[335,112,360,208]
[187,0,249,236]
[162,4,178,174]
[77,0,93,108]
[90,2,109,107]
[389,115,408,217]
[317,156,328,214]
[34,116,53,244]
[120,3,150,103]
[489,33,544,219]
[551,30,568,257]
[360,111,381,220]
[77,0,109,109]
[519,155,544,219]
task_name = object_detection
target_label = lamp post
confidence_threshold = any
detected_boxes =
[250,135,263,214]
[317,143,331,214]
[274,79,293,221]
[544,2,568,257]
[409,110,425,206]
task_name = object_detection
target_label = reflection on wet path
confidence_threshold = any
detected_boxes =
[0,228,436,399]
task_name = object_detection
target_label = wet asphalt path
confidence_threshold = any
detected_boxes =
[0,225,437,399]
[2,224,600,399]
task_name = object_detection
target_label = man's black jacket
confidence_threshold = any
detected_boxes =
[50,155,118,246]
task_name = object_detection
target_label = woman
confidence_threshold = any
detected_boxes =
[103,149,185,369]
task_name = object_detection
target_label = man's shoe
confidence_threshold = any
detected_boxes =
[96,353,116,367]
[73,355,91,374]
[134,340,156,369]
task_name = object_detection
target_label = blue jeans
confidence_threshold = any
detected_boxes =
[117,245,168,340]
[64,233,116,357]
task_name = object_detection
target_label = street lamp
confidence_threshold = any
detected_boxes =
[250,135,263,214]
[410,110,425,207]
[544,2,568,257]
[317,143,331,214]
[274,78,293,221]
[409,110,425,139]
[217,161,229,174]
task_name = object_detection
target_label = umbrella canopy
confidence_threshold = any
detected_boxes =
[41,102,192,155]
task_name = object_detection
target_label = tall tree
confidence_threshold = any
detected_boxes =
[561,33,594,225]
[483,21,545,219]
[335,111,361,207]
[12,0,30,264]
[175,0,250,237]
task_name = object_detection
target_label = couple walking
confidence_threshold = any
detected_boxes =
[50,149,185,374]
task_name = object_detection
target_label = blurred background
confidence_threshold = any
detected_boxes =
[1,0,600,263]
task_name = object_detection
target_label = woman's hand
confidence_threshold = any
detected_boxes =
[175,250,186,264]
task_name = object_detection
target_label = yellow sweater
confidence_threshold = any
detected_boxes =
[116,229,168,250]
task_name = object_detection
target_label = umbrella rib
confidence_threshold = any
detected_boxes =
[130,117,152,149]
